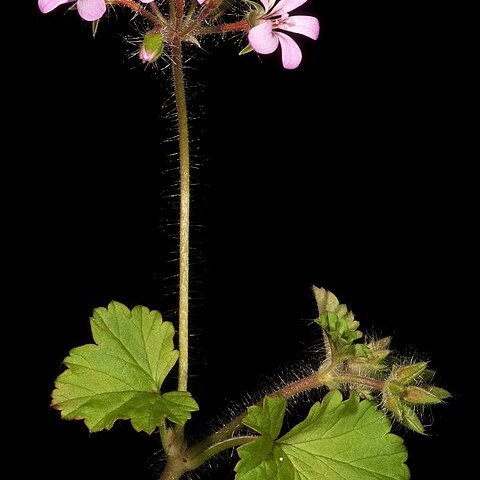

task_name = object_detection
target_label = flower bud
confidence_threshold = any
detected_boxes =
[384,394,425,434]
[400,404,424,434]
[139,31,164,64]
[384,394,403,421]
[367,336,391,351]
[403,386,450,405]
[386,380,404,396]
[395,362,428,385]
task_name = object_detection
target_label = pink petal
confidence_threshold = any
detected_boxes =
[139,0,155,2]
[276,31,302,69]
[139,47,155,63]
[38,0,74,14]
[248,21,279,55]
[270,0,309,17]
[197,0,205,3]
[77,0,106,21]
[277,15,319,40]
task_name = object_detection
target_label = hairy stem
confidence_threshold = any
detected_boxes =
[159,420,171,452]
[110,0,161,24]
[198,19,249,36]
[159,362,389,477]
[187,367,389,464]
[158,458,186,480]
[149,1,168,23]
[187,371,328,459]
[169,0,176,21]
[171,41,190,394]
[336,374,385,391]
[184,0,199,23]
[176,0,185,22]
[158,22,191,480]
[186,436,255,471]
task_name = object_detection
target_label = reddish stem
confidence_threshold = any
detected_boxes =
[198,19,250,35]
[187,373,322,459]
[176,0,184,21]
[110,0,161,24]
[337,375,385,391]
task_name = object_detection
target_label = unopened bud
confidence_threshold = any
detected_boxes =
[395,362,428,385]
[386,380,404,396]
[400,404,424,434]
[384,394,403,421]
[384,395,425,433]
[403,386,450,405]
[139,31,164,64]
[367,336,391,351]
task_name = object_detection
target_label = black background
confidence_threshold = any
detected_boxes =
[20,0,473,478]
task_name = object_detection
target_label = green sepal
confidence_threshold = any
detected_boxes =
[92,19,100,38]
[239,44,254,55]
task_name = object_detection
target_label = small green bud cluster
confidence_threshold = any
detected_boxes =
[313,286,450,434]
[382,362,450,433]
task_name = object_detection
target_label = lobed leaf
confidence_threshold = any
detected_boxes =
[236,391,410,480]
[51,301,199,433]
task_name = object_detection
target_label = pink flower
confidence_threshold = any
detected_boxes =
[38,0,106,21]
[248,0,319,69]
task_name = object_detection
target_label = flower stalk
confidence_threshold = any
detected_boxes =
[171,40,190,395]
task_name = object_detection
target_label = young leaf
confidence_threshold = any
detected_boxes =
[313,286,340,314]
[235,397,292,480]
[242,396,286,439]
[236,391,410,480]
[313,287,369,363]
[51,301,199,433]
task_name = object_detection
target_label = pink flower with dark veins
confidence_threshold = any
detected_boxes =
[38,0,107,21]
[248,0,320,69]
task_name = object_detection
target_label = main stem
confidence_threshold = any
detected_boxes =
[172,39,190,394]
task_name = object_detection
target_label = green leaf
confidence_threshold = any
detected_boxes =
[236,391,410,480]
[51,301,199,433]
[235,397,292,480]
[312,286,341,314]
[242,396,286,439]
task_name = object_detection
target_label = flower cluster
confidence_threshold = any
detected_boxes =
[38,0,319,69]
